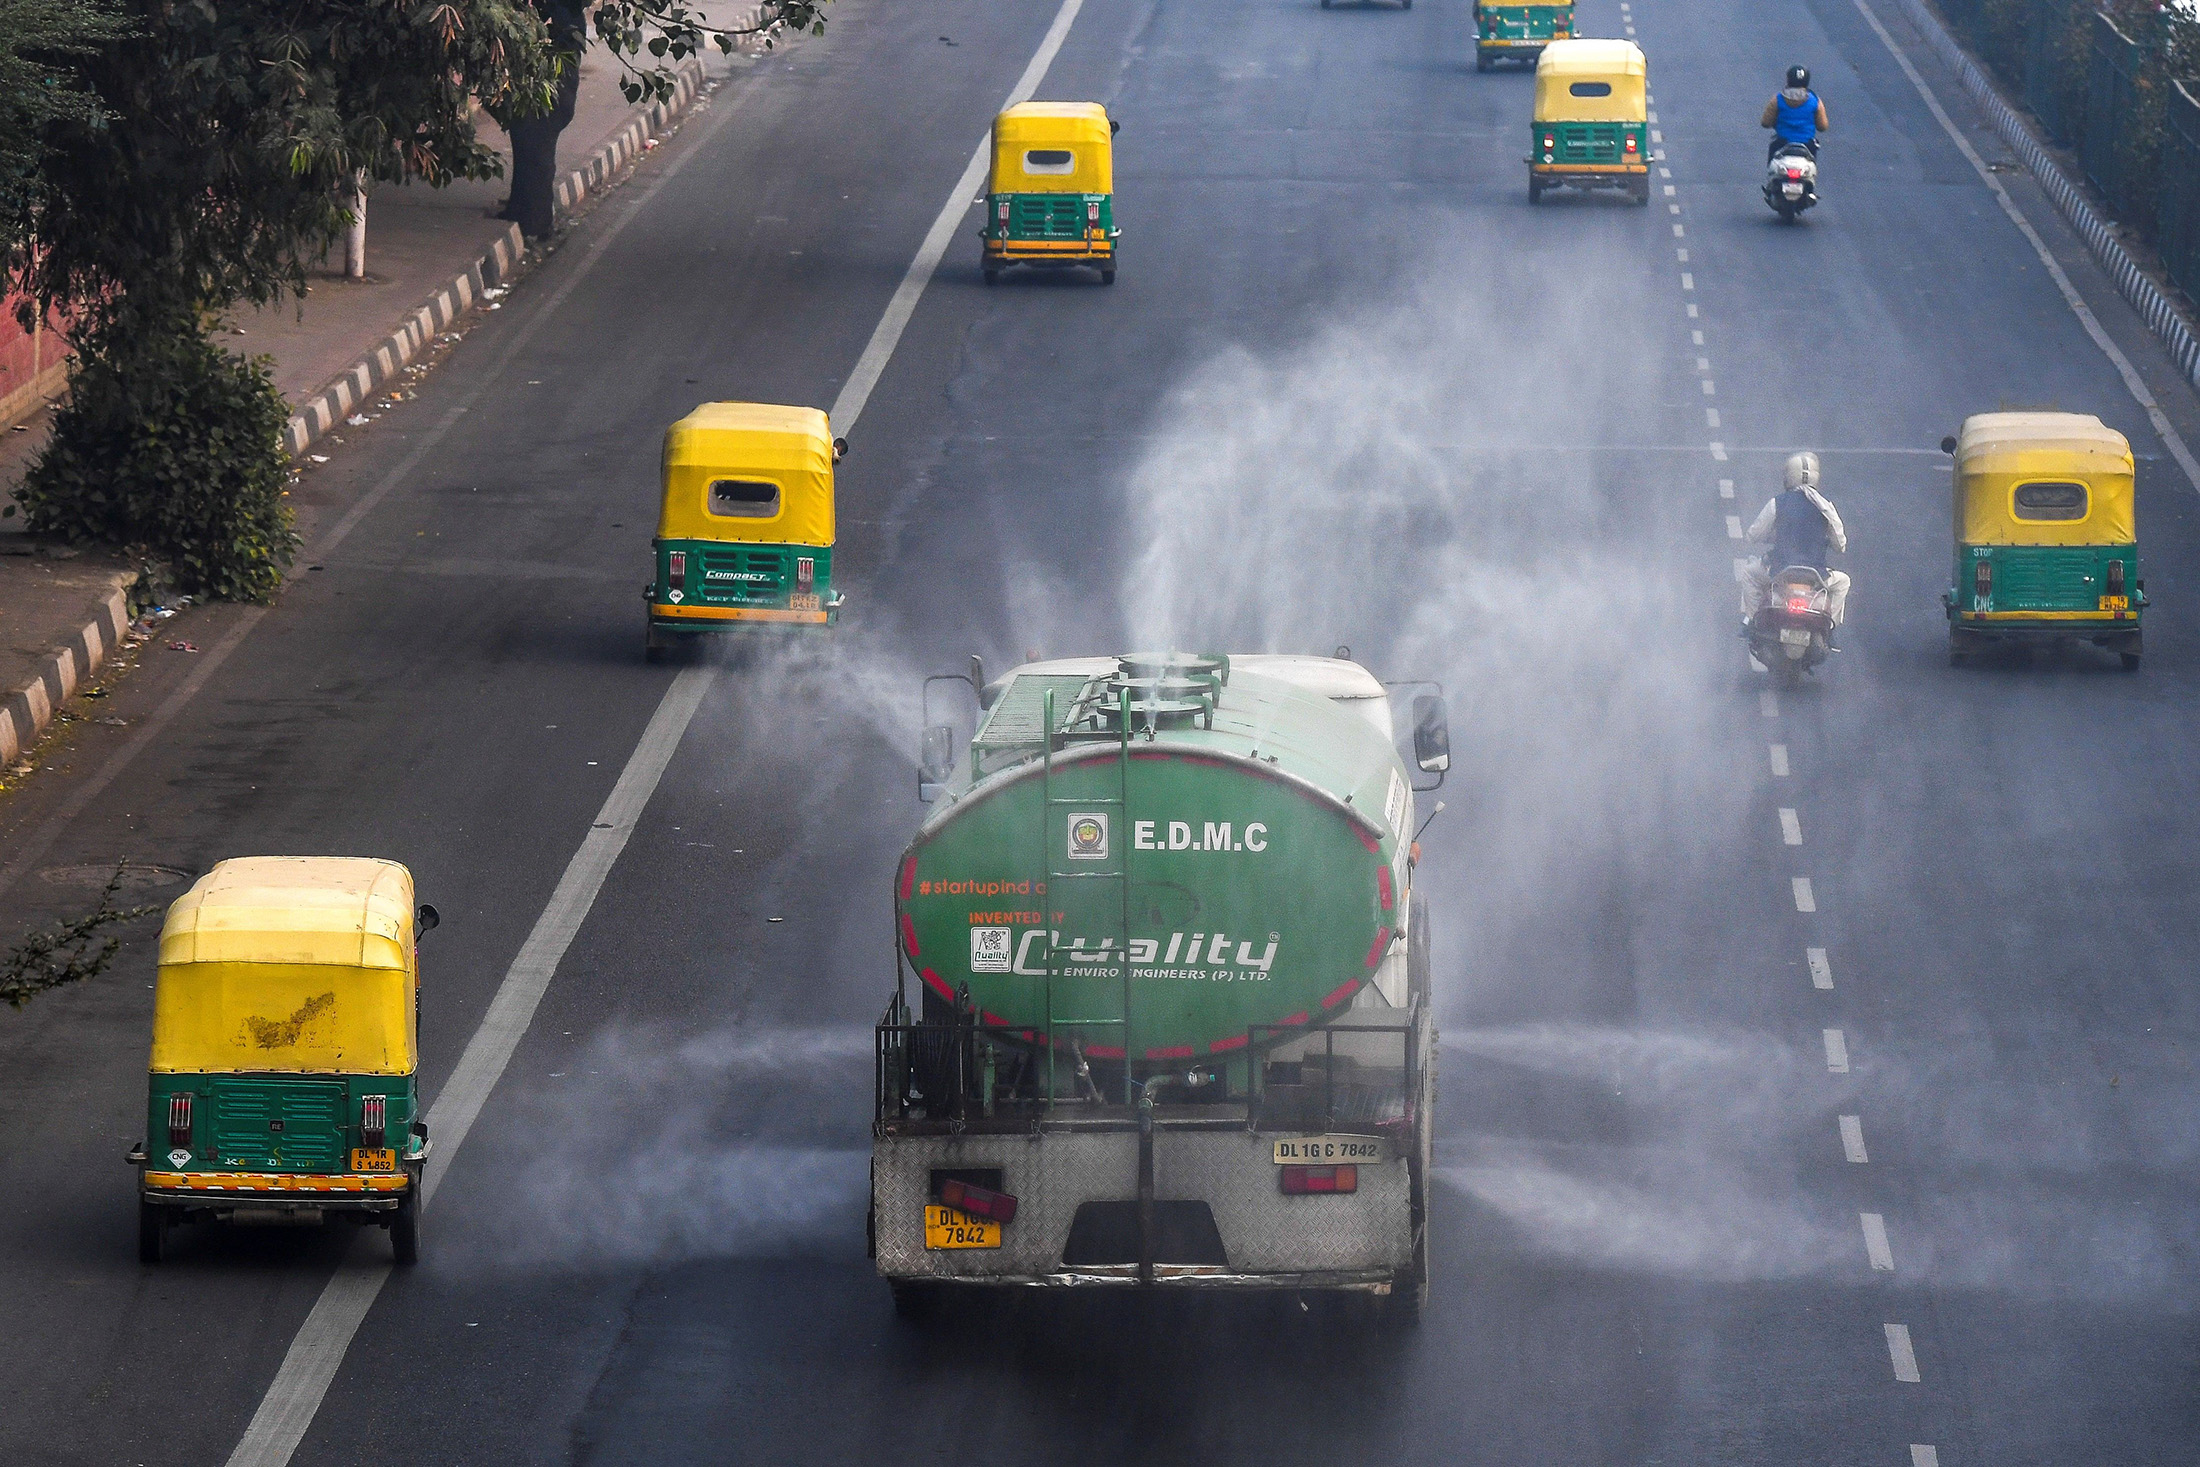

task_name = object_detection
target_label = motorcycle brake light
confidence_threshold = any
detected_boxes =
[1786,167,1803,179]
[1786,597,1811,614]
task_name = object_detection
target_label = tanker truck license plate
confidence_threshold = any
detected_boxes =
[1273,1136,1389,1165]
[924,1205,1001,1249]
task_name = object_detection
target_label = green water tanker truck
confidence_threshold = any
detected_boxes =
[871,651,1449,1319]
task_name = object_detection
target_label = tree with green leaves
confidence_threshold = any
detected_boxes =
[496,0,831,239]
[0,0,126,260]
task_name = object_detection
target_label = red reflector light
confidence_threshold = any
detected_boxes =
[1625,135,1638,152]
[1786,167,1803,179]
[167,1093,192,1148]
[1280,1164,1358,1195]
[1786,597,1810,614]
[1543,136,1555,149]
[938,1178,1019,1224]
[667,550,686,581]
[361,1095,386,1147]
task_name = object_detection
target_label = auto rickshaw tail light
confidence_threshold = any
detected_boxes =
[167,1093,192,1148]
[1625,135,1638,154]
[361,1095,386,1148]
[1087,200,1099,223]
[996,199,1009,223]
[668,550,687,584]
[796,556,815,590]
[2107,559,2126,596]
[1974,558,1992,605]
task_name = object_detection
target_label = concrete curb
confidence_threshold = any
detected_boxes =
[1894,0,2200,389]
[0,571,135,767]
[282,59,714,458]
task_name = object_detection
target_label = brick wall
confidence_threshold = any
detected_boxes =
[0,294,70,427]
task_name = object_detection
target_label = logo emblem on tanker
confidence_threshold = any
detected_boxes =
[1066,812,1109,861]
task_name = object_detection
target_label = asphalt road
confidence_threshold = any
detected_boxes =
[1,0,2196,1460]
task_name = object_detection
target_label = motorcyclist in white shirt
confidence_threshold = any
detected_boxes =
[1741,451,1851,629]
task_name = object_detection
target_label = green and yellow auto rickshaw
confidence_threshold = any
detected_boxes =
[129,857,437,1263]
[981,102,1120,286]
[1475,0,1572,70]
[1942,412,2146,669]
[644,401,846,661]
[1529,40,1650,204]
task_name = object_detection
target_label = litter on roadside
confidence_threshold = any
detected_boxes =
[347,414,369,426]
[309,454,329,463]
[167,641,197,652]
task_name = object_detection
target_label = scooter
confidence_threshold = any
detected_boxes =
[1764,141,1818,222]
[1748,565,1837,685]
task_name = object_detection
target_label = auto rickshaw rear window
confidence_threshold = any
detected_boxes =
[2013,481,2088,520]
[709,479,781,518]
[1569,81,1612,96]
[1023,149,1076,174]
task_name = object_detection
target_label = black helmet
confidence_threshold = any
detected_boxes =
[1786,64,1811,89]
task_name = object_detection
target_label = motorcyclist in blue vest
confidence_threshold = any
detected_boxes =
[1761,65,1829,161]
[1742,451,1851,629]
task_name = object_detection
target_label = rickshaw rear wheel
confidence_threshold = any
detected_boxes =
[2121,646,2142,672]
[1475,51,1490,71]
[983,265,1001,285]
[1528,177,1544,204]
[138,1201,165,1264]
[1100,266,1116,285]
[391,1189,421,1265]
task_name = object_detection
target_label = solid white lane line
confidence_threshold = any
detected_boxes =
[1807,945,1832,989]
[1912,1448,1941,1467]
[1726,515,1744,538]
[1792,876,1816,911]
[1759,689,1778,718]
[1840,1114,1868,1162]
[1853,0,2200,494]
[220,6,1093,1464]
[1824,1028,1850,1072]
[1885,1322,1922,1382]
[1862,1212,1895,1270]
[1769,743,1789,776]
[1779,807,1802,844]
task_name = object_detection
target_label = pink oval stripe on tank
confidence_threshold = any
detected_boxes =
[1364,926,1392,967]
[1322,978,1361,1010]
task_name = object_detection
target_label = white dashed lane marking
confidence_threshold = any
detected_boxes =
[1861,1212,1894,1270]
[1696,356,1710,371]
[1769,743,1789,776]
[1807,945,1832,988]
[1717,475,1732,497]
[1778,807,1802,844]
[1759,689,1778,717]
[1911,1449,1940,1467]
[1791,876,1816,911]
[1885,1323,1921,1382]
[1694,330,1707,347]
[1840,1114,1868,1162]
[1681,272,1695,289]
[1700,378,1714,393]
[1732,557,1751,582]
[1706,409,1720,427]
[1726,514,1744,538]
[1823,1028,1850,1072]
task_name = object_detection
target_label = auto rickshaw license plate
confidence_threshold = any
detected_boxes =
[788,593,821,612]
[350,1147,396,1173]
[2101,595,2129,610]
[923,1205,1000,1249]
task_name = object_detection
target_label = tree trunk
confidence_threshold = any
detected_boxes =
[503,61,581,240]
[344,172,367,278]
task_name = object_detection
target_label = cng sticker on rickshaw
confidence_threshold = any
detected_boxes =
[352,1147,397,1173]
[923,1204,1001,1249]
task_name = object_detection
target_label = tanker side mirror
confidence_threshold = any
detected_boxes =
[919,724,958,803]
[1939,435,1958,455]
[1411,695,1450,787]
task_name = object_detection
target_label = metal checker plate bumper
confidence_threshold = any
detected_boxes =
[873,1128,1411,1283]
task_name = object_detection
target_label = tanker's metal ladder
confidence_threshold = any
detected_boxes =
[1039,685,1134,1105]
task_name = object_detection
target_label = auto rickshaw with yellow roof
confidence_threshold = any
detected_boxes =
[128,857,438,1263]
[1475,0,1572,70]
[1940,411,2146,669]
[980,102,1120,285]
[644,401,847,661]
[1529,40,1650,204]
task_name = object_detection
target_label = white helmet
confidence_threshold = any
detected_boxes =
[1784,451,1821,491]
